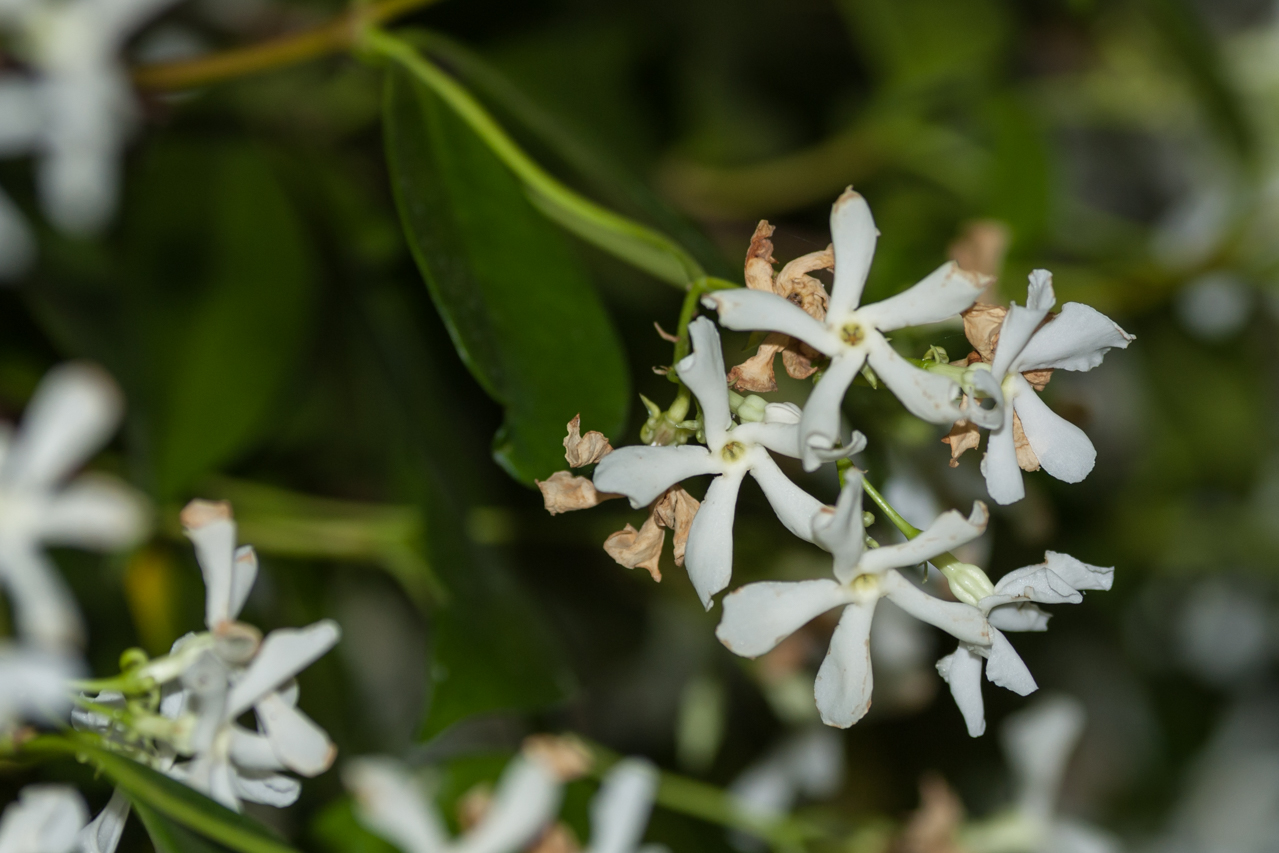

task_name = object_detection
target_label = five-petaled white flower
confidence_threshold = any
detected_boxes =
[972,270,1133,505]
[716,473,991,728]
[0,0,182,277]
[702,189,988,471]
[937,552,1113,738]
[595,317,862,608]
[0,362,148,649]
[0,784,87,853]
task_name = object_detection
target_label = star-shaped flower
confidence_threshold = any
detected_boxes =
[594,317,863,608]
[702,189,988,470]
[0,363,148,650]
[716,474,991,728]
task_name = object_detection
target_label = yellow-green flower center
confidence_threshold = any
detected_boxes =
[840,322,866,346]
[720,441,747,463]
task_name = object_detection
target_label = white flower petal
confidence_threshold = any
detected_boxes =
[256,690,336,777]
[859,262,985,332]
[344,757,449,853]
[1012,302,1133,374]
[0,785,87,852]
[965,367,1005,430]
[730,421,800,459]
[1,362,122,489]
[229,546,258,622]
[0,545,85,648]
[38,475,148,550]
[585,758,659,853]
[798,350,866,472]
[865,335,963,424]
[76,788,130,853]
[683,469,746,609]
[747,451,823,543]
[987,565,1083,608]
[231,770,301,808]
[455,757,562,853]
[1011,378,1096,484]
[827,189,877,317]
[227,620,340,716]
[1026,269,1056,311]
[814,600,877,728]
[762,402,801,425]
[593,445,715,509]
[1002,695,1086,822]
[0,643,79,725]
[811,476,864,584]
[716,580,850,658]
[229,727,286,772]
[859,502,988,576]
[677,318,732,445]
[984,629,1037,696]
[94,0,186,47]
[991,302,1051,380]
[0,80,41,155]
[701,289,840,356]
[936,645,986,737]
[1051,819,1121,853]
[981,401,1024,505]
[880,570,991,646]
[1043,551,1113,591]
[0,189,36,281]
[987,602,1051,633]
[181,500,238,630]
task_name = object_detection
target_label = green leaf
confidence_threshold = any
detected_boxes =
[134,802,240,853]
[312,799,402,853]
[383,64,630,482]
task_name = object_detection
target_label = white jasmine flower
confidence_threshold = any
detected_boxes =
[728,726,843,841]
[937,553,1113,738]
[0,785,87,853]
[595,317,863,608]
[962,695,1119,853]
[0,0,182,258]
[972,270,1133,505]
[0,362,148,649]
[716,474,992,728]
[344,752,564,853]
[0,643,80,730]
[584,758,662,853]
[75,790,129,853]
[702,189,987,470]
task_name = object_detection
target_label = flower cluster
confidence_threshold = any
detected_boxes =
[546,189,1131,735]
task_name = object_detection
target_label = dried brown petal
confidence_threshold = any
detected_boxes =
[652,486,700,566]
[1013,412,1040,472]
[776,245,833,320]
[728,336,785,392]
[564,414,612,467]
[781,340,822,380]
[180,499,232,530]
[745,221,777,292]
[528,824,582,853]
[948,219,1010,281]
[604,519,665,581]
[892,773,966,853]
[941,420,982,467]
[522,734,593,781]
[654,322,679,343]
[457,784,492,831]
[1022,367,1053,391]
[536,471,619,515]
[961,304,1006,363]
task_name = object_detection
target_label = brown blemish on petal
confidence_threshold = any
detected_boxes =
[522,733,593,781]
[893,772,967,853]
[536,471,619,515]
[180,499,232,530]
[563,414,612,467]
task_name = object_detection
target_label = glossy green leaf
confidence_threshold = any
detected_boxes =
[383,64,630,482]
[312,799,402,853]
[134,802,239,853]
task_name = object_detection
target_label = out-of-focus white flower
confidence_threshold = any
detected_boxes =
[0,0,182,262]
[344,752,564,853]
[716,475,992,728]
[937,554,1113,738]
[972,271,1133,505]
[0,642,80,731]
[0,784,87,853]
[961,695,1119,853]
[75,790,129,853]
[728,726,843,839]
[1176,577,1272,687]
[584,758,663,853]
[0,362,148,649]
[595,318,862,608]
[1175,273,1254,341]
[702,189,988,470]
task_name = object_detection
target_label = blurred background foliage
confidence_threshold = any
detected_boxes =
[4,0,1279,849]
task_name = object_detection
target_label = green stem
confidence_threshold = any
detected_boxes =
[860,477,960,571]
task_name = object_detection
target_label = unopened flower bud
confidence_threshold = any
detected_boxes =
[940,562,996,607]
[736,394,767,423]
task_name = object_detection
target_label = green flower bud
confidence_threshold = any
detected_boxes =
[940,561,996,607]
[736,394,768,423]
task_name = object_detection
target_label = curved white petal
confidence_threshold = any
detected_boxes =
[984,629,1037,696]
[811,476,864,584]
[936,645,986,737]
[455,757,562,853]
[980,401,1024,505]
[0,644,79,724]
[859,502,988,575]
[1011,378,1095,484]
[593,445,715,509]
[0,363,122,489]
[860,262,986,332]
[38,475,148,550]
[987,602,1051,633]
[229,727,286,772]
[1013,302,1133,374]
[256,691,336,777]
[731,421,800,458]
[228,546,258,622]
[0,785,87,852]
[0,545,85,649]
[683,469,746,609]
[991,300,1051,380]
[1002,695,1086,822]
[77,788,130,853]
[181,500,238,630]
[865,335,963,424]
[1026,269,1056,311]
[0,81,41,155]
[964,367,1005,430]
[232,770,301,808]
[344,757,449,853]
[677,318,732,445]
[880,570,991,646]
[701,289,840,355]
[987,565,1083,608]
[716,579,850,658]
[814,601,877,728]
[828,189,877,317]
[798,350,865,472]
[1043,551,1113,591]
[227,620,340,716]
[748,451,823,543]
[586,758,659,853]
